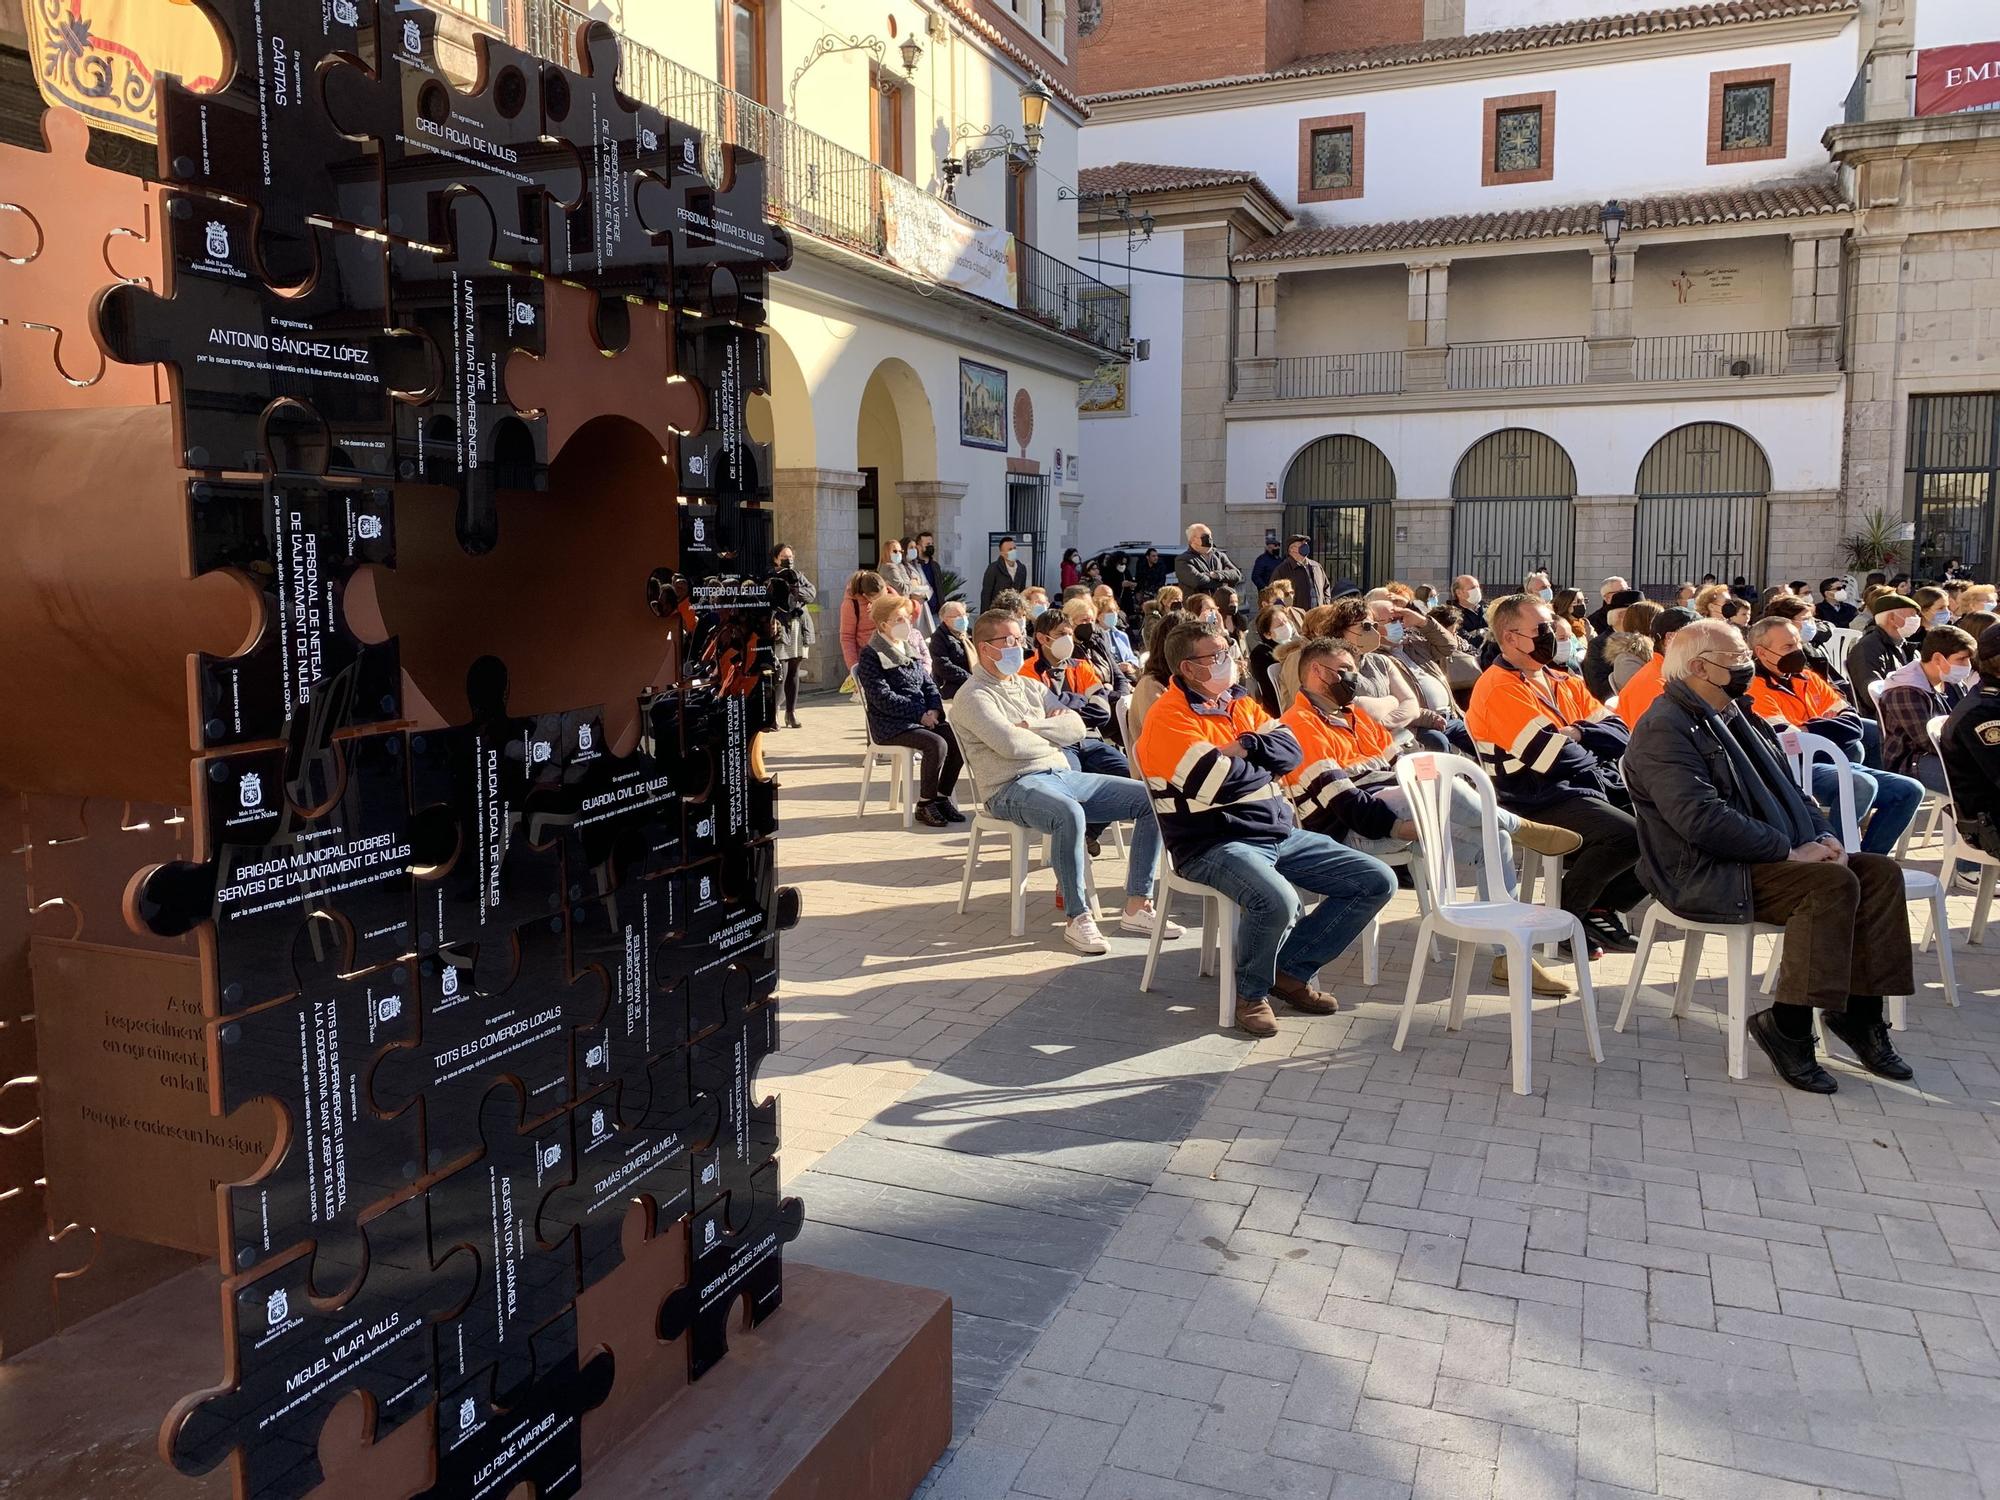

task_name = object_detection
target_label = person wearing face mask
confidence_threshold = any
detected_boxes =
[1626,621,1915,1093]
[1674,581,1698,610]
[1280,639,1581,997]
[1022,586,1052,621]
[914,531,941,600]
[1816,572,1856,624]
[1743,617,1923,855]
[1331,598,1451,750]
[1582,589,1644,701]
[1063,596,1132,730]
[1844,592,1922,720]
[1758,595,1849,695]
[880,538,932,632]
[980,535,1028,612]
[1450,575,1489,645]
[1249,604,1299,715]
[1466,594,1645,957]
[949,610,1179,954]
[1912,585,1953,634]
[1523,571,1554,605]
[1136,619,1396,1036]
[930,599,974,699]
[1251,534,1285,592]
[1272,534,1328,611]
[769,541,816,730]
[854,593,966,827]
[1025,613,1130,781]
[1941,622,2000,864]
[1615,607,1693,729]
[1096,595,1140,682]
[1060,548,1083,590]
[1876,625,1977,789]
[1175,522,1243,594]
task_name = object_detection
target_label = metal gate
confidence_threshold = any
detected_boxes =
[1281,435,1395,589]
[1633,423,1772,596]
[1449,429,1575,589]
[1908,393,1999,577]
[1007,473,1051,592]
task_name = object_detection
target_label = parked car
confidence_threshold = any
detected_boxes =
[1089,541,1184,606]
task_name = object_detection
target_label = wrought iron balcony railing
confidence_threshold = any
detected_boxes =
[512,0,1131,355]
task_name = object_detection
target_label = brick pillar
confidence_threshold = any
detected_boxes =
[1572,495,1637,585]
[1765,490,1846,581]
[1842,233,1907,529]
[1181,226,1233,541]
[1587,246,1635,382]
[1391,498,1453,588]
[773,466,865,685]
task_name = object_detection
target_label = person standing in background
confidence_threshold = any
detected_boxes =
[1060,548,1082,590]
[1251,534,1284,592]
[1272,534,1327,611]
[915,530,942,606]
[980,535,1028,612]
[769,541,815,730]
[1176,523,1243,594]
[840,570,889,681]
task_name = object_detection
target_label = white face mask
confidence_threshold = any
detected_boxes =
[1948,663,1975,686]
[889,620,911,642]
[890,550,903,564]
[1932,610,1952,628]
[1269,623,1294,646]
[1800,618,1820,641]
[1385,621,1405,645]
[1047,636,1075,663]
[1537,587,1554,602]
[1466,590,1483,608]
[1898,615,1922,639]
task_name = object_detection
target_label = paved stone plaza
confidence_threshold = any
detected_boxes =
[763,698,2000,1500]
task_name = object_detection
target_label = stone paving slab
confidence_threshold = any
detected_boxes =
[764,699,2000,1498]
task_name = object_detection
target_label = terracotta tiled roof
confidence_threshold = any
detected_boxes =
[1086,0,1858,102]
[1079,161,1270,194]
[1235,178,1851,262]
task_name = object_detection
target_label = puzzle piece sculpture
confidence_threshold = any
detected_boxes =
[2,5,803,1494]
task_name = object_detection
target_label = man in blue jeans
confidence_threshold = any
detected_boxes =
[1135,618,1397,1035]
[949,610,1184,955]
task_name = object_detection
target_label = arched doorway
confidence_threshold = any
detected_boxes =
[1634,423,1772,594]
[854,357,937,570]
[1281,435,1396,590]
[1450,429,1576,588]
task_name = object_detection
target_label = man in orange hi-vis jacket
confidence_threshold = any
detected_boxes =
[1466,594,1645,959]
[1135,617,1396,1037]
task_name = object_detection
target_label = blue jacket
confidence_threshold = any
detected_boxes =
[855,634,942,742]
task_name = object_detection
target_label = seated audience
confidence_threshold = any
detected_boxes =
[1582,589,1645,700]
[1024,611,1129,778]
[1941,622,2000,860]
[1280,639,1580,996]
[1743,616,1922,854]
[854,593,966,827]
[1449,574,1489,644]
[1625,620,1915,1093]
[839,570,888,676]
[1878,625,1977,790]
[1467,594,1645,956]
[930,599,972,699]
[1847,591,1922,716]
[950,610,1177,951]
[1759,595,1848,693]
[1248,604,1298,716]
[1330,597,1449,748]
[1816,577,1858,628]
[1616,607,1693,728]
[1135,619,1396,1036]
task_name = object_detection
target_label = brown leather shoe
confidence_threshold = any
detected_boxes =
[1269,972,1340,1015]
[1234,999,1279,1037]
[1492,953,1571,997]
[1513,820,1583,858]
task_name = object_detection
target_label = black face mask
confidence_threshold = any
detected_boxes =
[1775,648,1808,676]
[1313,670,1358,708]
[1715,662,1756,699]
[1528,625,1559,666]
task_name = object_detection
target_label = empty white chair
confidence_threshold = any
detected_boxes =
[1929,714,2000,945]
[1392,753,1602,1095]
[1763,729,1957,1027]
[856,726,920,829]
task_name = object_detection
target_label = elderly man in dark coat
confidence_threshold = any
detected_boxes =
[1625,619,1915,1094]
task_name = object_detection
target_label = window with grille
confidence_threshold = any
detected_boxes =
[1721,81,1775,150]
[1493,107,1542,172]
[1310,127,1353,190]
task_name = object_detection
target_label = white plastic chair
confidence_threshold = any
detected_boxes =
[1392,753,1602,1095]
[1140,853,1240,1028]
[1928,714,2000,945]
[958,812,1101,937]
[1763,729,1957,1027]
[856,725,919,829]
[1516,848,1566,956]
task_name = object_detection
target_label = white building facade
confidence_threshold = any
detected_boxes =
[1075,0,2000,594]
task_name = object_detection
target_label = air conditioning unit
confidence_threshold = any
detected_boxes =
[1122,337,1151,361]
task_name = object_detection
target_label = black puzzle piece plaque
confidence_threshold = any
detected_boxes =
[190,475,402,750]
[659,1157,801,1381]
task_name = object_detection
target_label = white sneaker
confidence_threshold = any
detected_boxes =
[1064,913,1110,954]
[1119,903,1185,938]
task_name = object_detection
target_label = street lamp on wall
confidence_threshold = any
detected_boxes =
[1019,78,1053,159]
[899,34,924,77]
[1600,199,1627,284]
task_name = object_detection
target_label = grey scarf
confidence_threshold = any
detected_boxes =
[1676,682,1819,847]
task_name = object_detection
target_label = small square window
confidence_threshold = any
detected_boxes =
[1310,127,1354,190]
[1494,106,1542,173]
[1721,80,1775,150]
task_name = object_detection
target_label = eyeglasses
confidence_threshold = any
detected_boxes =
[1181,650,1227,669]
[1703,653,1753,670]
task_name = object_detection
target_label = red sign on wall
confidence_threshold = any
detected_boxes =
[1916,43,2000,117]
